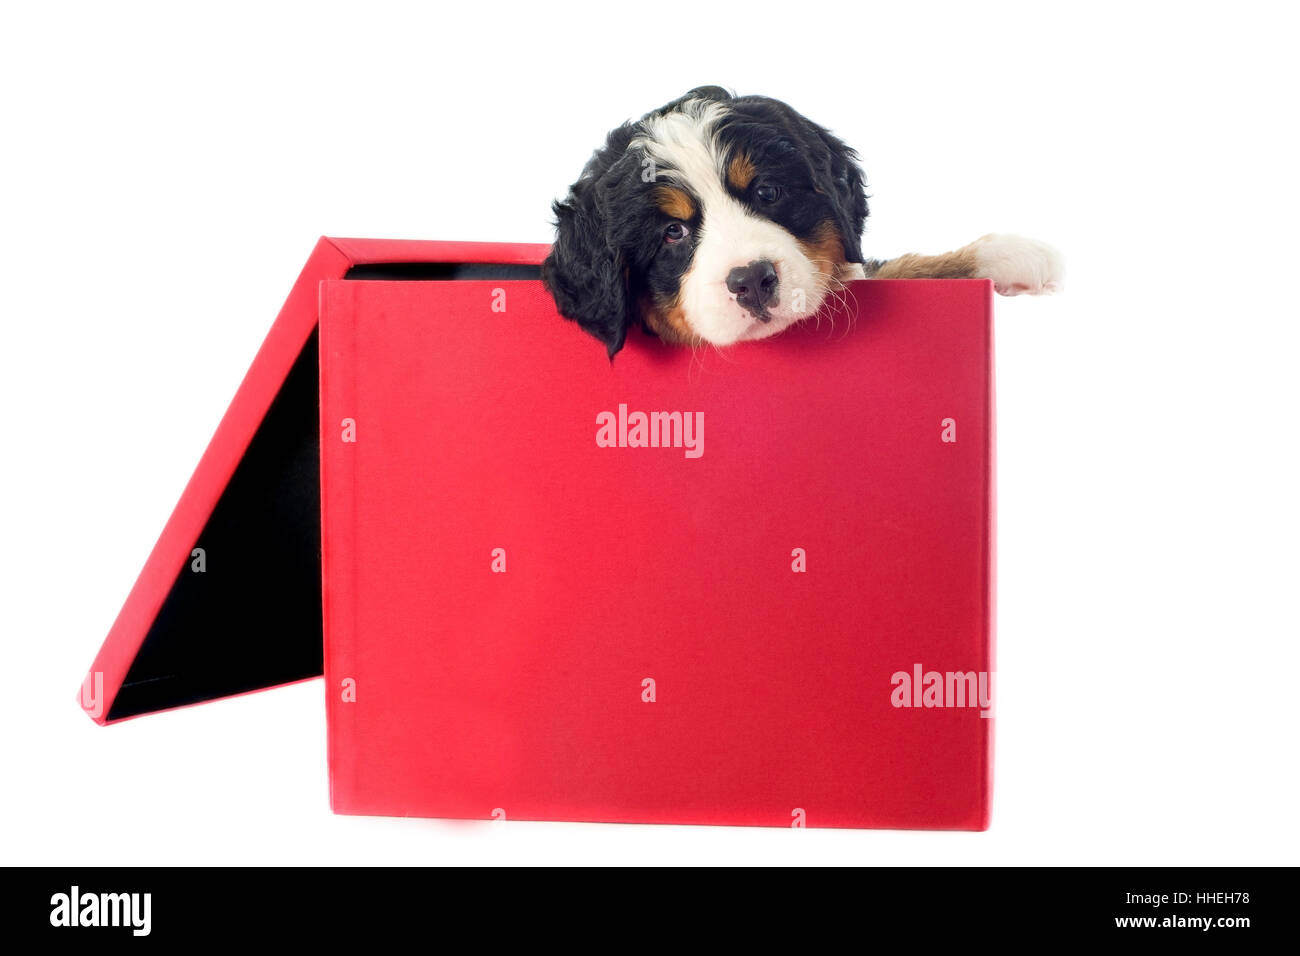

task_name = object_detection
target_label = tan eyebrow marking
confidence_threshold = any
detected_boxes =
[653,185,696,221]
[727,151,757,190]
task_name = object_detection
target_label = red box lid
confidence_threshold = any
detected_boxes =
[81,238,549,724]
[319,276,996,829]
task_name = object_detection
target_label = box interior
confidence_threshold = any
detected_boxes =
[107,262,544,720]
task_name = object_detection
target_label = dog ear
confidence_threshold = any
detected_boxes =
[542,153,638,360]
[813,131,869,265]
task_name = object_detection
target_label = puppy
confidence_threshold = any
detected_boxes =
[542,86,1062,358]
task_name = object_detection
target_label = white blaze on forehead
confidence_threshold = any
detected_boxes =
[630,98,731,201]
[629,97,822,346]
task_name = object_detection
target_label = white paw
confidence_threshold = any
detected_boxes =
[971,233,1065,296]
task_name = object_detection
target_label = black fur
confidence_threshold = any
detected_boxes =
[715,95,869,266]
[540,126,641,359]
[542,87,869,357]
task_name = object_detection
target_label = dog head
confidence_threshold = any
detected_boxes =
[542,87,868,357]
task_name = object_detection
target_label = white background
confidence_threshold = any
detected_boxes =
[2,0,1297,865]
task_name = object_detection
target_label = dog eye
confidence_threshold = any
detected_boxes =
[663,222,690,244]
[755,184,781,203]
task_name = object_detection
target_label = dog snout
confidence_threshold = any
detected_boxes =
[726,259,779,319]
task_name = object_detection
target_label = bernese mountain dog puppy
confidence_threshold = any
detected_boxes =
[542,86,1062,358]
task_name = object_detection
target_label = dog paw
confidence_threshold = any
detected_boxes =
[971,233,1065,296]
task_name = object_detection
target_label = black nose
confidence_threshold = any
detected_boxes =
[726,259,779,319]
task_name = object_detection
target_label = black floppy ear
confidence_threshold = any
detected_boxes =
[542,160,635,359]
[816,132,869,265]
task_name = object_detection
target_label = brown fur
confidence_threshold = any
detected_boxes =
[865,246,978,280]
[640,293,701,345]
[797,221,849,286]
[653,185,696,222]
[727,151,757,191]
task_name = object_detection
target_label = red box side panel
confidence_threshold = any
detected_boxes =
[320,278,995,829]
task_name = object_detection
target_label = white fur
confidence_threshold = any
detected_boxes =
[970,233,1065,296]
[631,99,826,346]
[631,100,1061,344]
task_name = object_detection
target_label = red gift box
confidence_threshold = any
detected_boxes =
[84,237,996,830]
